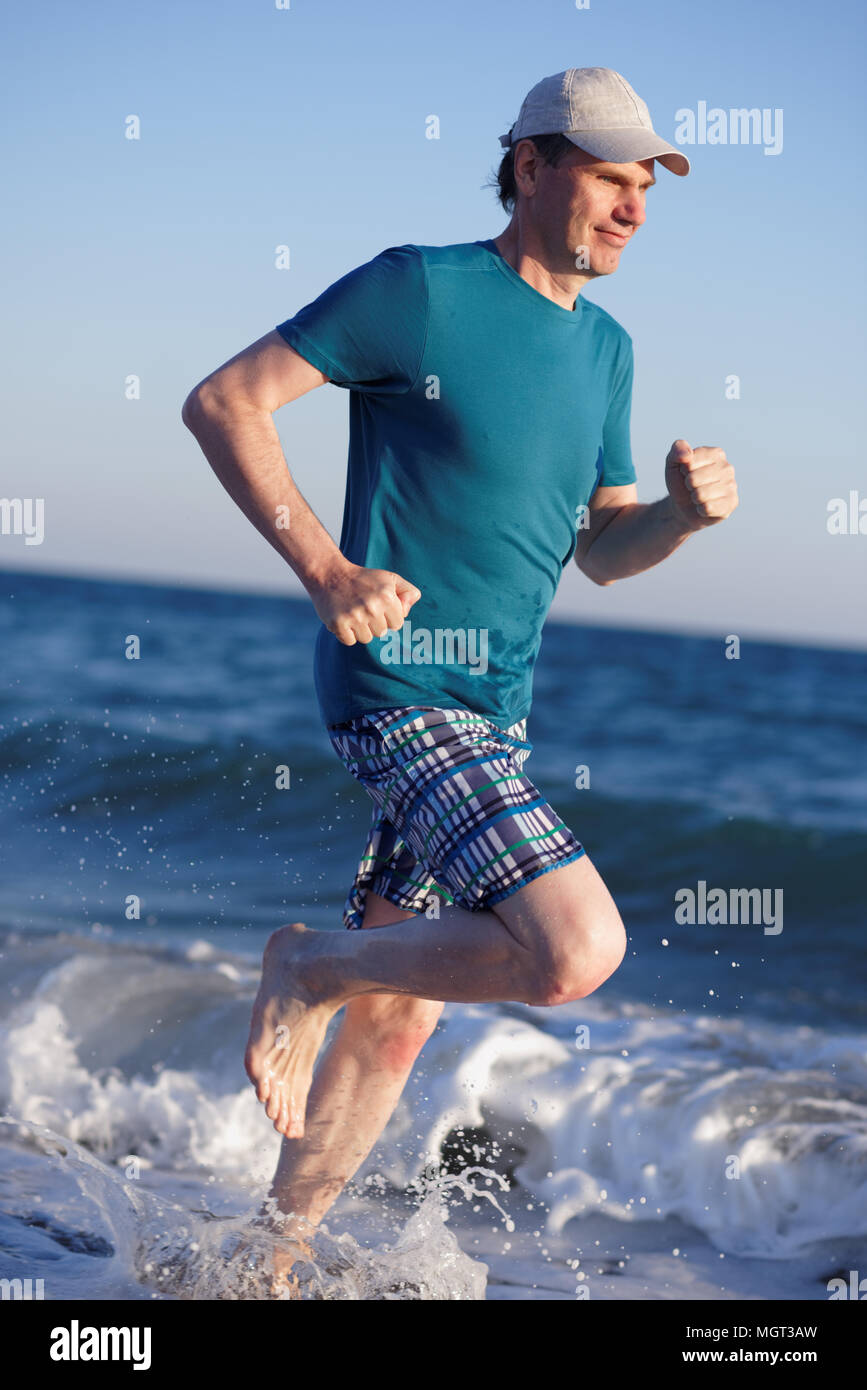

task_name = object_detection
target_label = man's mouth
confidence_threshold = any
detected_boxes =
[596,228,629,244]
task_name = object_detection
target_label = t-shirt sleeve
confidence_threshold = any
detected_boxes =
[598,332,637,486]
[273,244,428,394]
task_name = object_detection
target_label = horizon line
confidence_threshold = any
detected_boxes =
[2,563,865,658]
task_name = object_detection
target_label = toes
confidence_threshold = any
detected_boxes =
[245,1046,272,1103]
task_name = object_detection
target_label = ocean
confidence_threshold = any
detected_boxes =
[1,569,865,1300]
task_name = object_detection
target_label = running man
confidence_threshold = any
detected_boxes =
[182,68,737,1238]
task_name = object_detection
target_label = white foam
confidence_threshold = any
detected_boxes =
[1,939,865,1261]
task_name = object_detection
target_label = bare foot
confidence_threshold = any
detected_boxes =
[270,1231,313,1299]
[230,1215,313,1300]
[244,922,342,1138]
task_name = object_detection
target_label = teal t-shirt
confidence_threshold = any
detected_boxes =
[275,239,636,731]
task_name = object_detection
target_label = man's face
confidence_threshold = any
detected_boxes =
[518,142,656,276]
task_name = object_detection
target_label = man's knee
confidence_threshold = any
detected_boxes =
[342,994,444,1072]
[531,914,627,1005]
[495,857,627,1006]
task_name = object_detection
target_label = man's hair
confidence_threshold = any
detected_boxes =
[488,133,576,214]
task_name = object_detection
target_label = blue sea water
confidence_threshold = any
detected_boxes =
[2,569,864,1022]
[1,569,865,1299]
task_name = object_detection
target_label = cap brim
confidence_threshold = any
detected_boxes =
[564,128,690,176]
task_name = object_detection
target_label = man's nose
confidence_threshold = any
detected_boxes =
[616,197,647,229]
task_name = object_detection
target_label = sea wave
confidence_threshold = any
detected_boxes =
[1,931,864,1261]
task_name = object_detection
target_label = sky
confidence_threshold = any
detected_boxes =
[2,0,865,648]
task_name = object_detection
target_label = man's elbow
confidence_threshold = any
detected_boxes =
[181,387,205,432]
[575,554,615,587]
[181,383,225,434]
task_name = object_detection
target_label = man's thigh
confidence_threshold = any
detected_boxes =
[491,853,626,960]
[361,861,624,955]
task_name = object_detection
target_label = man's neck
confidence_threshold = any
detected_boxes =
[492,227,591,311]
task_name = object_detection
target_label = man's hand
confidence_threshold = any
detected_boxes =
[664,440,738,532]
[308,560,421,645]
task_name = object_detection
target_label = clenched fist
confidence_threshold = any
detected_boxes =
[309,561,421,646]
[665,440,738,531]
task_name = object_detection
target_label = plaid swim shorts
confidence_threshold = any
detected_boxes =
[326,704,585,930]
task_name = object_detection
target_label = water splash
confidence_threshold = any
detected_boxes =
[0,1116,496,1300]
[142,1166,509,1301]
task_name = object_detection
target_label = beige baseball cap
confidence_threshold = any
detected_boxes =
[499,67,690,176]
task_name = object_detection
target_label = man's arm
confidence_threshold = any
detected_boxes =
[181,331,420,643]
[182,331,338,584]
[575,439,738,586]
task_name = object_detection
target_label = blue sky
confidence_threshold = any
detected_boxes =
[2,0,865,647]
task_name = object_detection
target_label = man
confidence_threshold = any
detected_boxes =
[182,68,737,1250]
